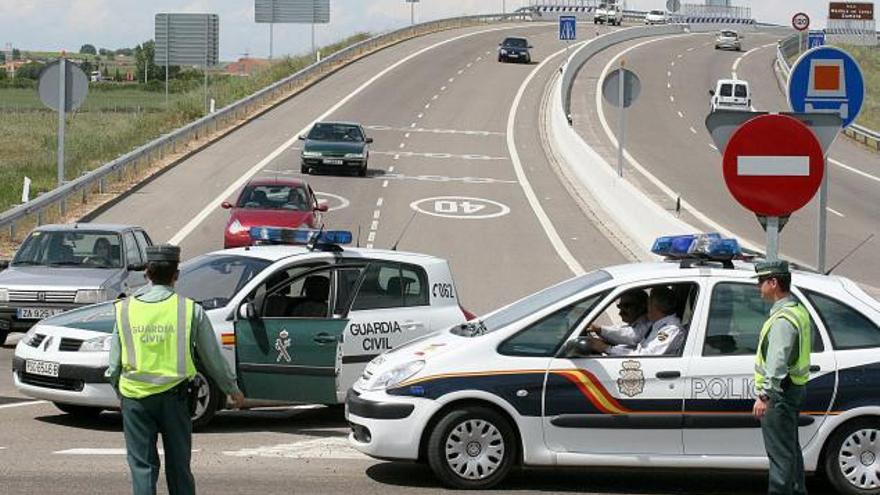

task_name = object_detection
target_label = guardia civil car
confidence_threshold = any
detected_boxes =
[13,229,472,428]
[348,234,880,495]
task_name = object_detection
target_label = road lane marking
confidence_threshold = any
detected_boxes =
[667,70,671,77]
[0,400,46,410]
[314,192,350,212]
[432,94,438,100]
[508,44,585,275]
[466,63,472,68]
[372,151,508,161]
[417,113,423,119]
[55,448,201,455]
[827,207,845,218]
[393,153,400,160]
[410,122,416,128]
[689,126,697,134]
[448,77,455,83]
[424,103,431,109]
[677,111,684,118]
[667,82,671,89]
[687,47,694,52]
[365,125,504,136]
[457,69,464,75]
[399,143,405,148]
[404,132,410,138]
[477,56,482,61]
[709,143,718,151]
[168,24,528,245]
[731,43,776,80]
[441,85,447,91]
[382,180,389,188]
[376,197,383,207]
[830,158,880,184]
[223,437,367,460]
[384,173,515,184]
[373,210,381,219]
[670,95,675,102]
[738,156,809,176]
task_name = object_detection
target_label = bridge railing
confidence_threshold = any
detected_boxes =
[0,12,532,241]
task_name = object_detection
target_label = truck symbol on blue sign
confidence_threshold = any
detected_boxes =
[559,16,577,41]
[788,46,864,128]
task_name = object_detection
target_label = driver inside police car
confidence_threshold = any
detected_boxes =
[590,286,685,356]
[584,289,650,352]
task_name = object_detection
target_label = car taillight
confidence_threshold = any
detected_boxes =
[460,305,477,321]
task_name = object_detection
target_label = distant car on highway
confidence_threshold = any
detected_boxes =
[348,233,880,495]
[594,3,623,25]
[13,228,475,429]
[710,78,752,112]
[715,29,743,51]
[0,224,152,345]
[300,122,372,177]
[644,10,667,24]
[497,37,532,64]
[221,178,327,249]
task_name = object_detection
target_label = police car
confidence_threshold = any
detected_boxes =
[347,234,880,494]
[13,228,472,428]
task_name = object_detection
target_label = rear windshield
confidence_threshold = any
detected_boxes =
[503,38,528,48]
[734,84,748,98]
[650,10,664,15]
[237,184,310,211]
[721,31,737,38]
[720,84,733,97]
[307,123,364,142]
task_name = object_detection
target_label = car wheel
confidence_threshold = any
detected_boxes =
[190,371,221,431]
[824,418,880,495]
[0,329,8,346]
[427,406,517,489]
[358,165,367,177]
[301,164,310,174]
[53,402,103,417]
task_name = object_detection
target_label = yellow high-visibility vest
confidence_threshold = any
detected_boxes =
[755,302,811,390]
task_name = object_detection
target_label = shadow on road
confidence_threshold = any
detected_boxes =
[366,463,838,494]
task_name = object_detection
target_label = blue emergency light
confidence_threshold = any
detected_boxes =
[249,227,353,247]
[651,233,741,260]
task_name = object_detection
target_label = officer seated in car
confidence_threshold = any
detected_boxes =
[591,286,685,356]
[583,289,650,353]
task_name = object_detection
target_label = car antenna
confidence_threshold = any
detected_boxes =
[391,211,417,251]
[356,225,361,248]
[308,224,326,252]
[825,234,874,275]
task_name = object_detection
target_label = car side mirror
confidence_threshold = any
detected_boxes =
[709,89,715,96]
[528,45,534,49]
[366,137,374,144]
[315,202,329,212]
[561,336,591,357]
[128,262,146,272]
[238,302,257,320]
[221,201,233,210]
[298,135,306,140]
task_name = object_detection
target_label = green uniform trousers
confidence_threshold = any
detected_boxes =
[121,383,195,495]
[761,384,807,495]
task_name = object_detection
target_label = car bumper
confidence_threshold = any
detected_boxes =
[302,158,366,171]
[715,42,741,50]
[12,356,118,408]
[0,304,85,333]
[224,232,251,249]
[346,388,438,461]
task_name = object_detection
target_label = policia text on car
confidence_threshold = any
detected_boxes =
[106,245,245,495]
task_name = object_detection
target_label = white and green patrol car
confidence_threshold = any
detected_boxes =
[13,229,471,428]
[347,234,880,495]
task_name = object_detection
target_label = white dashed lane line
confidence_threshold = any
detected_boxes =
[376,198,384,207]
[0,400,46,410]
[382,180,389,188]
[677,111,684,118]
[54,449,201,455]
[670,95,675,102]
[827,207,846,218]
[689,126,697,134]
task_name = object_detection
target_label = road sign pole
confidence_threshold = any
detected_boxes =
[766,216,780,261]
[817,163,829,272]
[411,1,414,25]
[617,65,626,178]
[57,58,66,187]
[269,23,274,59]
[165,14,170,108]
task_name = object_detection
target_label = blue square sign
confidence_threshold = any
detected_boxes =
[559,16,577,41]
[807,30,825,49]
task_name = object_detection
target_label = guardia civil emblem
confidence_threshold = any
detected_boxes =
[275,330,292,363]
[617,360,645,397]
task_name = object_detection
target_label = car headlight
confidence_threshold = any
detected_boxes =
[22,326,40,346]
[364,360,425,391]
[345,153,365,159]
[80,334,113,352]
[227,219,248,235]
[0,288,7,302]
[500,49,507,55]
[302,151,322,158]
[75,289,106,304]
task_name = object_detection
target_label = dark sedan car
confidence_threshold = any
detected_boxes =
[498,37,532,63]
[300,122,373,177]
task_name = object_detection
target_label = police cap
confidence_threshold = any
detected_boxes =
[145,244,181,263]
[753,260,790,278]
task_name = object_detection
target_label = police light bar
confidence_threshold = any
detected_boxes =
[249,227,353,246]
[651,233,741,260]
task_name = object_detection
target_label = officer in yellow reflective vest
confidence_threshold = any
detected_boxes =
[106,245,245,495]
[751,260,811,495]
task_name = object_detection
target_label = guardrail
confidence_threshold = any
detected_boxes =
[776,33,880,151]
[0,12,531,241]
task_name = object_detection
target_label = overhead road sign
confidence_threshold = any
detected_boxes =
[559,15,576,41]
[722,114,824,217]
[792,12,810,31]
[808,30,826,48]
[788,46,865,128]
[255,0,330,23]
[155,13,220,67]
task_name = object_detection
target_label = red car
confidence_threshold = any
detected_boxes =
[222,178,328,248]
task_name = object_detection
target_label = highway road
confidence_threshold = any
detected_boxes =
[572,30,880,285]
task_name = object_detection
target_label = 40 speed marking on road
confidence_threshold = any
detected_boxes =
[314,192,350,212]
[410,196,510,219]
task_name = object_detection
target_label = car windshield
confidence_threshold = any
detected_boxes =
[503,38,528,48]
[307,123,364,142]
[237,184,310,211]
[650,10,664,15]
[176,254,272,310]
[450,270,611,337]
[12,230,123,269]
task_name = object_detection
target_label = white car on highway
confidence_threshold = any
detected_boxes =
[710,78,751,112]
[13,228,472,428]
[644,10,667,25]
[348,234,880,495]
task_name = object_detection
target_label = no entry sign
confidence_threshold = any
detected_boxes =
[722,115,824,217]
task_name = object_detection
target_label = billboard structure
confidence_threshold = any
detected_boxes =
[827,2,877,46]
[155,13,220,110]
[255,0,331,59]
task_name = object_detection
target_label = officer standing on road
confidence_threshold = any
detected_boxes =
[106,245,245,495]
[751,261,812,495]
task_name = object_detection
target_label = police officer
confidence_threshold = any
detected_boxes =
[106,245,245,495]
[751,260,812,495]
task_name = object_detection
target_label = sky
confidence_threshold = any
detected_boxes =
[0,1,868,60]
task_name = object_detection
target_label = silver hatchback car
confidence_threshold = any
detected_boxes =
[715,30,743,51]
[0,224,153,344]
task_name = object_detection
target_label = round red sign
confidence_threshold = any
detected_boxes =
[792,12,810,31]
[722,114,824,217]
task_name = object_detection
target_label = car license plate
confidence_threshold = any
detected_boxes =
[17,307,65,320]
[323,159,344,165]
[26,359,60,378]
[508,53,519,57]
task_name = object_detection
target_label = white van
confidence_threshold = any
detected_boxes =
[709,79,751,112]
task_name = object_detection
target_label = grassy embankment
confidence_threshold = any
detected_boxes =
[0,33,371,212]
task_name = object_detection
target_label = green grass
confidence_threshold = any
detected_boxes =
[840,44,880,130]
[0,33,372,211]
